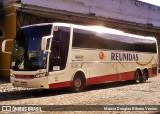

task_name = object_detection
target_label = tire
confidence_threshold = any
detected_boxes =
[141,72,147,83]
[72,75,85,93]
[134,70,141,84]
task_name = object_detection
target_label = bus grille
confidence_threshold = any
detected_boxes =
[15,75,34,79]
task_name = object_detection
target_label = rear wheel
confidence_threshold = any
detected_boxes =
[135,70,141,84]
[72,74,85,93]
[141,71,147,83]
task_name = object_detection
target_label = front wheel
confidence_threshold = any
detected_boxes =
[72,76,85,93]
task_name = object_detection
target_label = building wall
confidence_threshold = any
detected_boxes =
[0,4,18,77]
[2,0,17,5]
[21,0,160,27]
[21,0,160,66]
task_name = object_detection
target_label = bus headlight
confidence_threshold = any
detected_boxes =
[10,74,15,77]
[34,73,46,78]
[10,70,15,77]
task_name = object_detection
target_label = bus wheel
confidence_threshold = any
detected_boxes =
[142,71,147,83]
[134,70,141,84]
[72,75,85,93]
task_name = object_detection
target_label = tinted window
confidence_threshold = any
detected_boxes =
[11,24,52,71]
[134,39,157,53]
[72,28,157,53]
[49,27,70,71]
[72,29,134,51]
[0,28,4,38]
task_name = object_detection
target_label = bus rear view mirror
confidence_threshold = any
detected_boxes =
[41,35,52,51]
[2,39,13,54]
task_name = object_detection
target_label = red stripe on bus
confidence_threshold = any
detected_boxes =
[49,71,135,89]
[49,81,72,89]
[148,67,158,77]
[15,75,35,78]
[49,67,158,89]
[86,71,135,85]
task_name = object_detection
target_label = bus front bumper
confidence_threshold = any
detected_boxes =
[10,76,49,89]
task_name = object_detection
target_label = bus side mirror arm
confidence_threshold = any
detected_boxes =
[2,39,13,54]
[41,35,52,51]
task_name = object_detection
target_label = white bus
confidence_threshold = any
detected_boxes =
[2,23,158,92]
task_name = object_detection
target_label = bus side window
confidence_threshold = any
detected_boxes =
[49,40,61,71]
[49,27,70,72]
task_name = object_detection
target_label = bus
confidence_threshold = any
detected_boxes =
[2,23,158,92]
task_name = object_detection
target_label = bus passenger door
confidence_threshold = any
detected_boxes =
[49,40,61,71]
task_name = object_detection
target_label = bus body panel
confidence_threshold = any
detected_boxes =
[70,48,158,85]
[8,23,158,90]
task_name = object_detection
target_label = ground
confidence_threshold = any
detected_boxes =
[0,75,160,114]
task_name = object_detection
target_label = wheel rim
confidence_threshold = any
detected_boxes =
[74,79,82,89]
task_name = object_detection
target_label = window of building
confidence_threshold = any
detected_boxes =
[0,28,4,38]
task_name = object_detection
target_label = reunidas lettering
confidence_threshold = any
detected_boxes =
[111,52,139,61]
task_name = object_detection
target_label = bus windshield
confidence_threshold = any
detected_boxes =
[11,24,52,71]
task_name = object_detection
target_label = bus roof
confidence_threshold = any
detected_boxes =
[21,23,156,41]
[21,23,53,29]
[54,23,156,41]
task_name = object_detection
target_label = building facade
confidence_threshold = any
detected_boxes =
[0,0,19,77]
